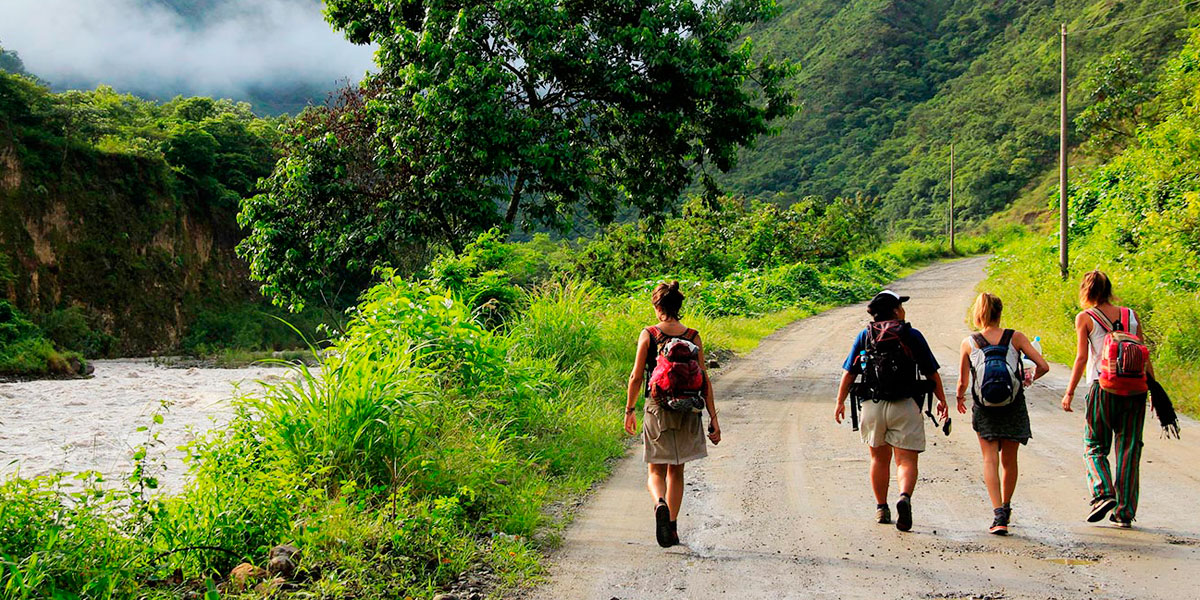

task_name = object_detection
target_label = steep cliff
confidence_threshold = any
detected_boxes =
[0,72,272,355]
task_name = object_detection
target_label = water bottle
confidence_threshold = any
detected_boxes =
[1021,336,1042,384]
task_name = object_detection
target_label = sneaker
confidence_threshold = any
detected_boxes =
[876,504,892,524]
[1087,497,1117,523]
[895,495,913,532]
[655,499,672,548]
[989,507,1009,535]
[1109,514,1132,529]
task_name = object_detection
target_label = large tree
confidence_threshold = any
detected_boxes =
[238,0,795,310]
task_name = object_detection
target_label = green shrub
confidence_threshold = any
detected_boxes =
[37,306,118,358]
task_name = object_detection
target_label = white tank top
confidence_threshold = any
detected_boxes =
[1085,307,1139,384]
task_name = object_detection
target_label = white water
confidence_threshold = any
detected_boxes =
[0,360,291,492]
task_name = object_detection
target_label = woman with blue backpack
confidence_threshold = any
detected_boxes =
[1061,271,1153,528]
[955,292,1049,535]
[624,281,721,548]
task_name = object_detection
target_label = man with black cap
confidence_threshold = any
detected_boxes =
[835,290,947,532]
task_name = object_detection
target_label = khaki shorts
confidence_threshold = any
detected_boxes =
[859,397,926,452]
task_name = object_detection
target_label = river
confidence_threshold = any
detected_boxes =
[0,360,292,493]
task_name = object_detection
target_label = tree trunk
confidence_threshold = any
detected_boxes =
[505,173,526,225]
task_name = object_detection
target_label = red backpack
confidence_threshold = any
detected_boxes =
[645,327,706,411]
[1089,307,1149,396]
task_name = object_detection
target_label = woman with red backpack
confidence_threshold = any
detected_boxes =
[624,281,721,548]
[1061,270,1153,528]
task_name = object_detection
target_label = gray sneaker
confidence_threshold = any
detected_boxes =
[876,505,892,524]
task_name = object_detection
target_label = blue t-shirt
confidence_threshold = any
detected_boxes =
[842,324,940,376]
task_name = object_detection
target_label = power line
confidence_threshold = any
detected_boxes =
[1069,0,1200,35]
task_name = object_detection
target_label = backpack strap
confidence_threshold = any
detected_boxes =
[683,328,699,343]
[1118,307,1132,333]
[645,326,661,344]
[1088,308,1114,333]
[999,329,1015,348]
[970,333,989,349]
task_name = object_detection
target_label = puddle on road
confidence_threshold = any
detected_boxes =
[1044,557,1098,566]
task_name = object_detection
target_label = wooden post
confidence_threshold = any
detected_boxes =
[1059,23,1069,280]
[949,142,955,254]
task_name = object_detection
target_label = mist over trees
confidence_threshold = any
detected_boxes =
[0,0,374,114]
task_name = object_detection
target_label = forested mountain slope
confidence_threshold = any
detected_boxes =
[726,0,1194,235]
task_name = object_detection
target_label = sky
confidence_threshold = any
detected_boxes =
[0,0,376,111]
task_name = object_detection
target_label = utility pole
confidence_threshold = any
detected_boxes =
[949,142,955,254]
[1059,23,1069,280]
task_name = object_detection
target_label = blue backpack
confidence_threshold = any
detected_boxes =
[969,330,1024,407]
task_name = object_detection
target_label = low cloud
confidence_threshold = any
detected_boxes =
[0,0,375,106]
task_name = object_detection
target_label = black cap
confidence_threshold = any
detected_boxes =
[867,289,910,317]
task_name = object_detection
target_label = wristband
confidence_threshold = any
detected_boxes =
[625,407,636,415]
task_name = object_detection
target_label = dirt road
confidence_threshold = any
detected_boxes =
[530,257,1200,600]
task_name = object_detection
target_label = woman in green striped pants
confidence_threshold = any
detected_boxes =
[1060,271,1153,528]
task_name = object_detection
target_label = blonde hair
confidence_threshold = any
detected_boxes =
[1079,270,1113,308]
[971,293,1003,330]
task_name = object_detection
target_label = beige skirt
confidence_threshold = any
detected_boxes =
[642,400,708,465]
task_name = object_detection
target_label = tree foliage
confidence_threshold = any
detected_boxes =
[238,0,797,311]
[1075,51,1154,155]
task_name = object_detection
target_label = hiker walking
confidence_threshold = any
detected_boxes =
[835,290,949,532]
[625,281,721,548]
[1061,271,1153,528]
[954,293,1049,535]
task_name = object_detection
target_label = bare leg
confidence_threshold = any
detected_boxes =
[978,437,1002,509]
[999,440,1020,505]
[868,445,893,504]
[666,464,685,520]
[648,464,667,506]
[893,448,919,497]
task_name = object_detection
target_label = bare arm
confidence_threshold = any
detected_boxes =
[834,370,854,423]
[1012,331,1050,381]
[695,333,720,444]
[955,338,971,412]
[1063,312,1091,411]
[624,329,651,434]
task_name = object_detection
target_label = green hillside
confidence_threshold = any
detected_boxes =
[725,0,1195,236]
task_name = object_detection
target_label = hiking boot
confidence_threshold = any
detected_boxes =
[1087,497,1117,523]
[989,507,1009,536]
[655,499,672,548]
[1109,514,1132,529]
[876,504,892,524]
[895,495,913,532]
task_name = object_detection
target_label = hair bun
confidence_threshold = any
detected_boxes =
[668,281,680,293]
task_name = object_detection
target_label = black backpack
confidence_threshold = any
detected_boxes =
[857,320,918,401]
